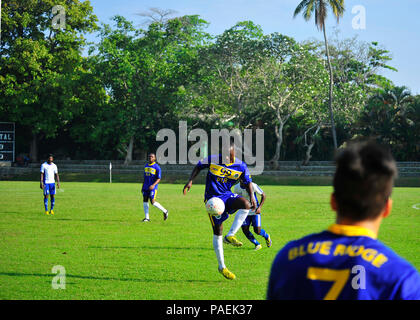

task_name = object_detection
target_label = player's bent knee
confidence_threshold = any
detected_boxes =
[213,225,223,236]
[254,227,261,234]
[241,198,251,209]
[246,201,252,209]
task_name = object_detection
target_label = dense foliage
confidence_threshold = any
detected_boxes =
[1,2,419,162]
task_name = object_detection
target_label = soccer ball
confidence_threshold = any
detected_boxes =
[206,197,225,216]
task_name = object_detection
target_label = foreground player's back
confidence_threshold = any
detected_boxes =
[267,224,420,300]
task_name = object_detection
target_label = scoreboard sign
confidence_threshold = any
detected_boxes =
[0,122,15,162]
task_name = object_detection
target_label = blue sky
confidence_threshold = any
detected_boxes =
[88,0,420,94]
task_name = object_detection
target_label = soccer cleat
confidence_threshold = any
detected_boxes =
[142,218,150,222]
[218,267,236,280]
[45,211,49,215]
[223,235,243,247]
[163,210,169,221]
[254,244,262,251]
[50,210,54,215]
[266,234,272,248]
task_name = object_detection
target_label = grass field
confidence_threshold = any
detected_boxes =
[0,181,419,300]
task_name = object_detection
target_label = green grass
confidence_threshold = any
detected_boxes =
[6,172,420,187]
[0,181,419,300]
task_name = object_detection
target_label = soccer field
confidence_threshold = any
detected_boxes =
[0,181,419,300]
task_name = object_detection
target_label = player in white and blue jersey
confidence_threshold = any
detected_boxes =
[141,153,168,222]
[40,154,60,215]
[183,142,257,280]
[233,181,272,251]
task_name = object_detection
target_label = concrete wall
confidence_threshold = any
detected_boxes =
[2,161,420,177]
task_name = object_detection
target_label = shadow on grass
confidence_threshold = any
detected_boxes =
[8,216,127,223]
[53,218,125,222]
[1,211,21,215]
[88,246,213,251]
[0,272,218,283]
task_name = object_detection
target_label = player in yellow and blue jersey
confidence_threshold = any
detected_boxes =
[267,141,420,300]
[141,153,168,222]
[183,142,257,280]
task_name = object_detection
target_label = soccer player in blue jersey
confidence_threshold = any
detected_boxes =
[141,153,169,222]
[183,142,257,280]
[267,141,420,300]
[233,181,272,251]
[40,154,60,215]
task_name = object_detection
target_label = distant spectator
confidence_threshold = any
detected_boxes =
[24,155,30,167]
[16,156,24,167]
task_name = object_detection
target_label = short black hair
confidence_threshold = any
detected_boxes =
[333,140,397,221]
[48,154,54,158]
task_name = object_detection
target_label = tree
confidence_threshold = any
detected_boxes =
[93,15,209,163]
[65,57,112,159]
[190,24,329,162]
[375,86,413,117]
[294,0,345,150]
[316,34,397,145]
[136,7,177,26]
[293,66,329,165]
[92,16,142,164]
[0,0,98,161]
[252,38,328,162]
[191,21,266,128]
[294,35,397,163]
[360,86,418,160]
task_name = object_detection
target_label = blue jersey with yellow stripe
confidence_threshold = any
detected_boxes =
[267,224,420,300]
[197,155,252,201]
[142,162,161,191]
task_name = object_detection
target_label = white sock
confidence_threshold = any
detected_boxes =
[213,235,226,270]
[143,202,149,219]
[227,209,250,237]
[152,201,167,213]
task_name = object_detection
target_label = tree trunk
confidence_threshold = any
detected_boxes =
[302,144,314,166]
[271,121,284,162]
[30,133,38,162]
[323,26,338,150]
[302,125,321,166]
[124,136,134,165]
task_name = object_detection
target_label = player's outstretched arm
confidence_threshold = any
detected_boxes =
[40,172,44,189]
[245,182,256,209]
[255,193,266,214]
[183,165,202,195]
[55,173,60,188]
[149,178,161,190]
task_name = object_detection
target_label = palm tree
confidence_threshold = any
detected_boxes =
[294,0,345,150]
[375,86,414,122]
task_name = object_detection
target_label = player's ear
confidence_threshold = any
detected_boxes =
[330,193,338,212]
[382,198,392,219]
